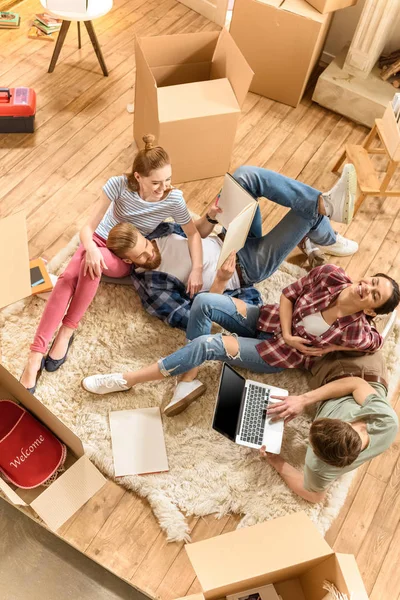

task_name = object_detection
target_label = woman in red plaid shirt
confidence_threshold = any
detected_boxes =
[82,262,400,416]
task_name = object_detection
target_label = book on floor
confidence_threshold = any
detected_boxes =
[32,19,60,35]
[35,12,62,27]
[30,257,54,295]
[216,172,258,269]
[28,26,56,41]
[109,407,169,477]
[0,11,20,28]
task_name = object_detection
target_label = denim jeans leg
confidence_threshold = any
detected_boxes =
[186,294,260,341]
[233,165,321,220]
[158,333,284,377]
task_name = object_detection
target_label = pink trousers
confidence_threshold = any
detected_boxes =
[31,233,131,353]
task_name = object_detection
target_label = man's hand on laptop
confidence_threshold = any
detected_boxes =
[259,446,284,471]
[267,394,306,423]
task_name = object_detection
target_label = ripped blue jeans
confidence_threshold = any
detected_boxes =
[158,294,284,377]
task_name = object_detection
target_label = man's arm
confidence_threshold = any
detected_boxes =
[262,452,326,504]
[209,252,236,294]
[268,376,377,422]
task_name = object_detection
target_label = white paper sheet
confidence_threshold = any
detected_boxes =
[109,407,169,477]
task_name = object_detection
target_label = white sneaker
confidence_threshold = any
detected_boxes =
[163,379,206,417]
[322,164,356,225]
[317,233,359,257]
[81,373,131,395]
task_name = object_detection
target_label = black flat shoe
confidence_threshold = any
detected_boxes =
[21,356,46,395]
[45,334,75,372]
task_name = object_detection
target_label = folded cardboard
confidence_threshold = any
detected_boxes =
[134,30,253,183]
[0,213,54,309]
[306,0,358,14]
[0,364,106,530]
[229,0,332,108]
[178,512,368,600]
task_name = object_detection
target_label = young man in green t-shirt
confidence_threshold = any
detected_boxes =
[263,351,398,503]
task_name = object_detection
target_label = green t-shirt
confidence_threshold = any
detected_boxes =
[304,383,399,492]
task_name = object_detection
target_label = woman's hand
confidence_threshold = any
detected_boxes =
[259,446,284,471]
[84,246,108,280]
[267,394,307,423]
[283,335,326,356]
[187,267,203,297]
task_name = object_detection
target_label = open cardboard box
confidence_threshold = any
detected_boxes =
[178,512,368,600]
[134,30,253,183]
[0,364,106,531]
[229,0,332,108]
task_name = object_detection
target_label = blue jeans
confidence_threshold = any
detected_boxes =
[233,166,336,285]
[159,295,283,377]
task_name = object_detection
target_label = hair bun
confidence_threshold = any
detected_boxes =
[143,133,156,151]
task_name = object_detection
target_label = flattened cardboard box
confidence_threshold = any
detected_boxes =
[134,30,253,183]
[0,364,106,531]
[306,0,358,14]
[229,0,332,108]
[178,512,368,600]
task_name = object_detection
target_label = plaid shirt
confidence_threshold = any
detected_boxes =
[256,264,383,370]
[130,222,262,331]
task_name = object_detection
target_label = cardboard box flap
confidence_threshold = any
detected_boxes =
[158,79,240,123]
[186,512,333,598]
[151,63,211,88]
[300,553,368,600]
[30,455,106,531]
[282,0,325,22]
[0,212,31,309]
[135,37,158,107]
[0,365,84,457]
[137,32,219,68]
[0,475,27,506]
[210,28,253,108]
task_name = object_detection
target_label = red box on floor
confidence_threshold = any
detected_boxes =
[0,87,36,133]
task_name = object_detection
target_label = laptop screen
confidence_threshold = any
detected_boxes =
[212,364,245,442]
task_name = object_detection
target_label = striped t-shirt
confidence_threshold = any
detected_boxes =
[95,175,192,239]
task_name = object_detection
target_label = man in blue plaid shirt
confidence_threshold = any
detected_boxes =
[106,165,358,331]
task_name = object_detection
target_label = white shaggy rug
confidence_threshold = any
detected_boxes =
[2,235,400,542]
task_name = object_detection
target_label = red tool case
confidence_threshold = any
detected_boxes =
[0,87,36,133]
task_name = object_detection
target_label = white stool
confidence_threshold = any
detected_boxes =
[40,0,113,76]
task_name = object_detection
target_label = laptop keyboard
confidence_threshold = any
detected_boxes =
[239,384,270,445]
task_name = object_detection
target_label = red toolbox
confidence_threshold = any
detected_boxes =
[0,87,36,133]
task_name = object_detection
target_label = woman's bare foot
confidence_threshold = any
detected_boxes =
[20,352,44,389]
[49,326,75,360]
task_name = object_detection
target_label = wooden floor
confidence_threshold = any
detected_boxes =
[2,1,400,599]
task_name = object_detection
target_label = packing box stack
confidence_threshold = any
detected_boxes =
[229,0,332,108]
[134,30,253,183]
[177,512,368,600]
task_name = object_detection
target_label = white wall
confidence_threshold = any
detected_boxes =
[323,0,400,61]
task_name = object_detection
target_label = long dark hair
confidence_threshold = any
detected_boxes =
[373,273,400,315]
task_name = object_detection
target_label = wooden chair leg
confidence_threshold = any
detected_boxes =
[380,160,397,192]
[332,150,346,174]
[84,20,108,76]
[354,191,366,215]
[363,124,377,150]
[48,20,71,73]
[77,21,81,49]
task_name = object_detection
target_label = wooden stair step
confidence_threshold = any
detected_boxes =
[345,144,381,193]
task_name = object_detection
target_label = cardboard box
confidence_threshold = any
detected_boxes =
[0,364,106,531]
[378,101,400,161]
[178,512,368,600]
[134,30,253,183]
[0,213,54,309]
[229,0,332,108]
[305,0,358,14]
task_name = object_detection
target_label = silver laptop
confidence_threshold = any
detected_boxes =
[212,364,288,454]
